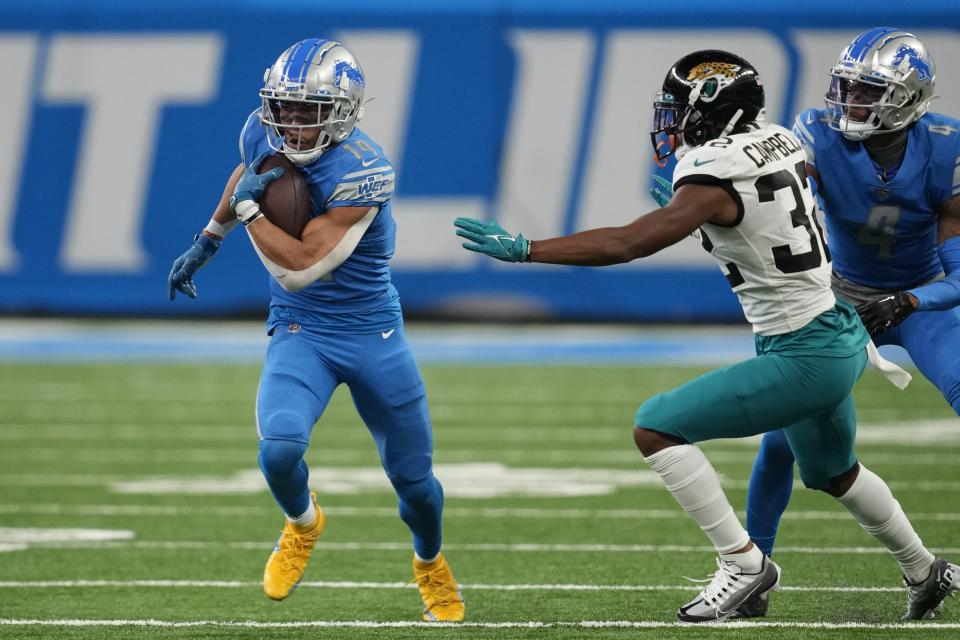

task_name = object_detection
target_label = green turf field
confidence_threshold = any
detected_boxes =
[0,362,958,640]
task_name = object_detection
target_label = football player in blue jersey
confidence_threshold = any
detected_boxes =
[166,39,464,621]
[733,28,960,618]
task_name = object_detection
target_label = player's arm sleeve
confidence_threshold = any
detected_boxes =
[908,195,960,311]
[791,110,818,167]
[247,206,378,292]
[326,158,395,209]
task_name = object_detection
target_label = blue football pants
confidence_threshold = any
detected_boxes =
[747,307,960,556]
[255,323,444,559]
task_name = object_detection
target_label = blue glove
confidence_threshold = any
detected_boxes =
[167,234,220,300]
[454,217,530,262]
[229,152,285,222]
[650,175,674,208]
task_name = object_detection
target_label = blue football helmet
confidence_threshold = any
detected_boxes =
[826,28,936,140]
[260,38,366,165]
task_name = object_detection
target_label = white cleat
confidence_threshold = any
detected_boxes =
[677,555,781,623]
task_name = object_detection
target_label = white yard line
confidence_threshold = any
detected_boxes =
[3,503,960,522]
[9,540,960,555]
[3,473,960,492]
[0,579,935,593]
[0,446,955,468]
[1,618,959,630]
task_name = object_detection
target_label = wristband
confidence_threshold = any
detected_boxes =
[204,218,238,239]
[909,235,960,311]
[234,200,264,226]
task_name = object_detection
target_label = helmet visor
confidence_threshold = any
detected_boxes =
[261,95,343,155]
[826,76,888,123]
[651,94,682,161]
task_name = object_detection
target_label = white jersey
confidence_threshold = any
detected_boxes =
[673,123,835,335]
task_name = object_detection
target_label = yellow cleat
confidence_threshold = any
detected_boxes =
[413,552,465,622]
[263,493,325,601]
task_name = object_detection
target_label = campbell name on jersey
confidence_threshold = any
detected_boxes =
[673,123,835,335]
[793,108,960,290]
[240,109,402,334]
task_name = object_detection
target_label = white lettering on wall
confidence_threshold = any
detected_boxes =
[0,36,38,272]
[339,30,484,267]
[493,31,596,241]
[44,35,223,271]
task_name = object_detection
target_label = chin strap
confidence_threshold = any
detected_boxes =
[720,109,744,137]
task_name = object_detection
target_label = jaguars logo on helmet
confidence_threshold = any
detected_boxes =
[651,50,764,161]
[825,27,936,140]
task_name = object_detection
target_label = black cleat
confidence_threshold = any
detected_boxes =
[903,557,960,621]
[729,590,770,618]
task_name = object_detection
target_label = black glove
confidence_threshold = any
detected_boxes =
[855,291,917,338]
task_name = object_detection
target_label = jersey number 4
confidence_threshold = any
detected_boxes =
[702,161,831,288]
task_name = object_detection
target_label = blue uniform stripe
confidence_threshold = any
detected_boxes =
[282,38,327,83]
[280,40,306,82]
[295,39,325,83]
[846,26,897,63]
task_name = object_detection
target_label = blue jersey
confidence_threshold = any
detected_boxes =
[240,110,402,333]
[792,108,960,290]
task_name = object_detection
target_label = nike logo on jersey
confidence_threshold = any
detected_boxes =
[693,158,715,167]
[381,329,396,339]
[361,158,379,167]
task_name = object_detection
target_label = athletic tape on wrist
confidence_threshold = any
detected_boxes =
[204,218,238,239]
[234,201,263,226]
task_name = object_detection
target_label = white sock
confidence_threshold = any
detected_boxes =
[644,444,751,555]
[286,499,318,529]
[415,552,440,564]
[720,546,764,573]
[835,465,934,584]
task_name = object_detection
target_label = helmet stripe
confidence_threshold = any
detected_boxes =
[282,38,328,84]
[847,26,898,63]
[293,39,324,83]
[280,40,307,82]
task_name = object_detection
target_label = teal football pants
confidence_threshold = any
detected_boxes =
[635,348,867,490]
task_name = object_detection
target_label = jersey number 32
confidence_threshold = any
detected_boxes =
[701,160,831,288]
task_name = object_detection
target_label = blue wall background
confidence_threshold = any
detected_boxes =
[1,1,958,320]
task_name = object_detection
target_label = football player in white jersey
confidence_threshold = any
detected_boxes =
[454,50,959,623]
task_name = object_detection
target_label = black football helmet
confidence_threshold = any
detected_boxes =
[652,50,765,161]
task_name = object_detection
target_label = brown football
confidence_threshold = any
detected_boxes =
[257,154,312,239]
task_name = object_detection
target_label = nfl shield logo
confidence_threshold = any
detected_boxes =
[287,323,301,334]
[874,187,891,200]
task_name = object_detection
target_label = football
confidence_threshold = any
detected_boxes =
[257,154,312,239]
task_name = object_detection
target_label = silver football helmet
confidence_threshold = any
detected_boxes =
[260,38,365,165]
[825,27,935,140]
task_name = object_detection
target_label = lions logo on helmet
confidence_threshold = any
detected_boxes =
[260,38,366,165]
[651,50,764,161]
[826,27,936,140]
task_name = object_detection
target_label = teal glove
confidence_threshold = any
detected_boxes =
[650,175,674,208]
[454,217,530,263]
